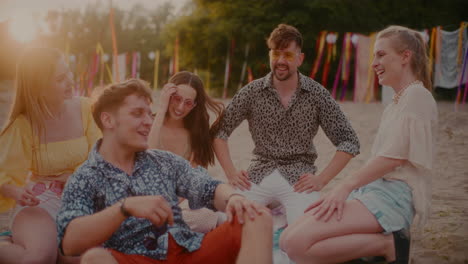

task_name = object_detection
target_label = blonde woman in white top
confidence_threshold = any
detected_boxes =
[279,25,437,264]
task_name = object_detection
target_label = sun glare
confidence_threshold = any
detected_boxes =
[8,14,38,43]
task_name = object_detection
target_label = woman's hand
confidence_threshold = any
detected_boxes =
[225,194,268,224]
[157,83,177,114]
[304,183,353,222]
[0,184,40,206]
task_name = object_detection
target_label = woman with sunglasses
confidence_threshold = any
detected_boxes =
[148,71,225,233]
[0,48,101,263]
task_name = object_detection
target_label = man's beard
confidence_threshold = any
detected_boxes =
[273,64,292,81]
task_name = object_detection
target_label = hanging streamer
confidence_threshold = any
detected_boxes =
[310,31,327,79]
[364,34,377,103]
[131,52,141,78]
[238,43,250,90]
[429,27,436,78]
[247,66,254,83]
[457,22,467,66]
[223,38,235,99]
[340,33,353,101]
[109,5,119,82]
[321,32,338,87]
[86,53,100,96]
[456,42,468,106]
[331,52,343,99]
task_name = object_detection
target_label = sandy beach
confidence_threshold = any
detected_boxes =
[0,81,467,263]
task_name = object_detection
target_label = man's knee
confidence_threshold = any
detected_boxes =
[81,248,116,264]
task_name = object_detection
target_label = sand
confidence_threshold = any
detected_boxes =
[206,100,468,264]
[0,81,467,263]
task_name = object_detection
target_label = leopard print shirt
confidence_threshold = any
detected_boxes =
[216,72,360,185]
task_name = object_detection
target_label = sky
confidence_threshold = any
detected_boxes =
[0,0,189,22]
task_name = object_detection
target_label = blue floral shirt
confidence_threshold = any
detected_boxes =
[56,140,222,260]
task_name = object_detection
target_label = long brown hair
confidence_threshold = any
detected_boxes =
[377,25,432,91]
[168,71,224,168]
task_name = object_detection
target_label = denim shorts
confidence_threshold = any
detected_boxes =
[348,178,414,233]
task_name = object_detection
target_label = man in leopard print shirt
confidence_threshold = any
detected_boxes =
[214,24,360,225]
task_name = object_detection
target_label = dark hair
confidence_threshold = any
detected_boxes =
[267,24,303,50]
[168,71,224,168]
[377,25,432,90]
[92,79,153,130]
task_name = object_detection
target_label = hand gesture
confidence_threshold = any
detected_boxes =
[157,83,177,114]
[225,194,268,224]
[293,173,324,193]
[13,185,40,206]
[124,195,174,227]
[227,170,251,191]
[304,184,351,222]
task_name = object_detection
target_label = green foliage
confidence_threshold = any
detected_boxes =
[165,0,467,96]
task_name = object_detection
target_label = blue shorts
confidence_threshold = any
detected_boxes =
[348,178,414,233]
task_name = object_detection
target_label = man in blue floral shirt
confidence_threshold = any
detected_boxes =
[56,79,272,264]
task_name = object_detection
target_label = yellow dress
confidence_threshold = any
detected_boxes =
[0,97,101,213]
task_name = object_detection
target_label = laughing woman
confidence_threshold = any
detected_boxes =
[148,71,225,233]
[279,26,438,264]
[0,48,101,263]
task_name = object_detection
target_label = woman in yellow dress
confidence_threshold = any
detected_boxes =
[148,71,226,233]
[0,47,101,263]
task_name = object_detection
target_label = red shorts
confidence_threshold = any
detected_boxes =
[110,218,242,264]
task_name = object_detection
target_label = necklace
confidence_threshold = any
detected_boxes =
[392,80,422,104]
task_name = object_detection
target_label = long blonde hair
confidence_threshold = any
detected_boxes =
[1,48,63,164]
[377,26,432,91]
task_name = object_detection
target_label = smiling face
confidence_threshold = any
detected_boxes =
[372,37,406,88]
[167,84,197,121]
[269,41,304,82]
[110,94,154,152]
[46,57,74,105]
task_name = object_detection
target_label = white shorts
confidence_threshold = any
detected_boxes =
[237,169,319,225]
[9,189,62,228]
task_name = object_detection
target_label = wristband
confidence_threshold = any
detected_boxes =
[119,198,131,218]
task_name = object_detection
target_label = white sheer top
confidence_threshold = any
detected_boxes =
[371,82,438,227]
